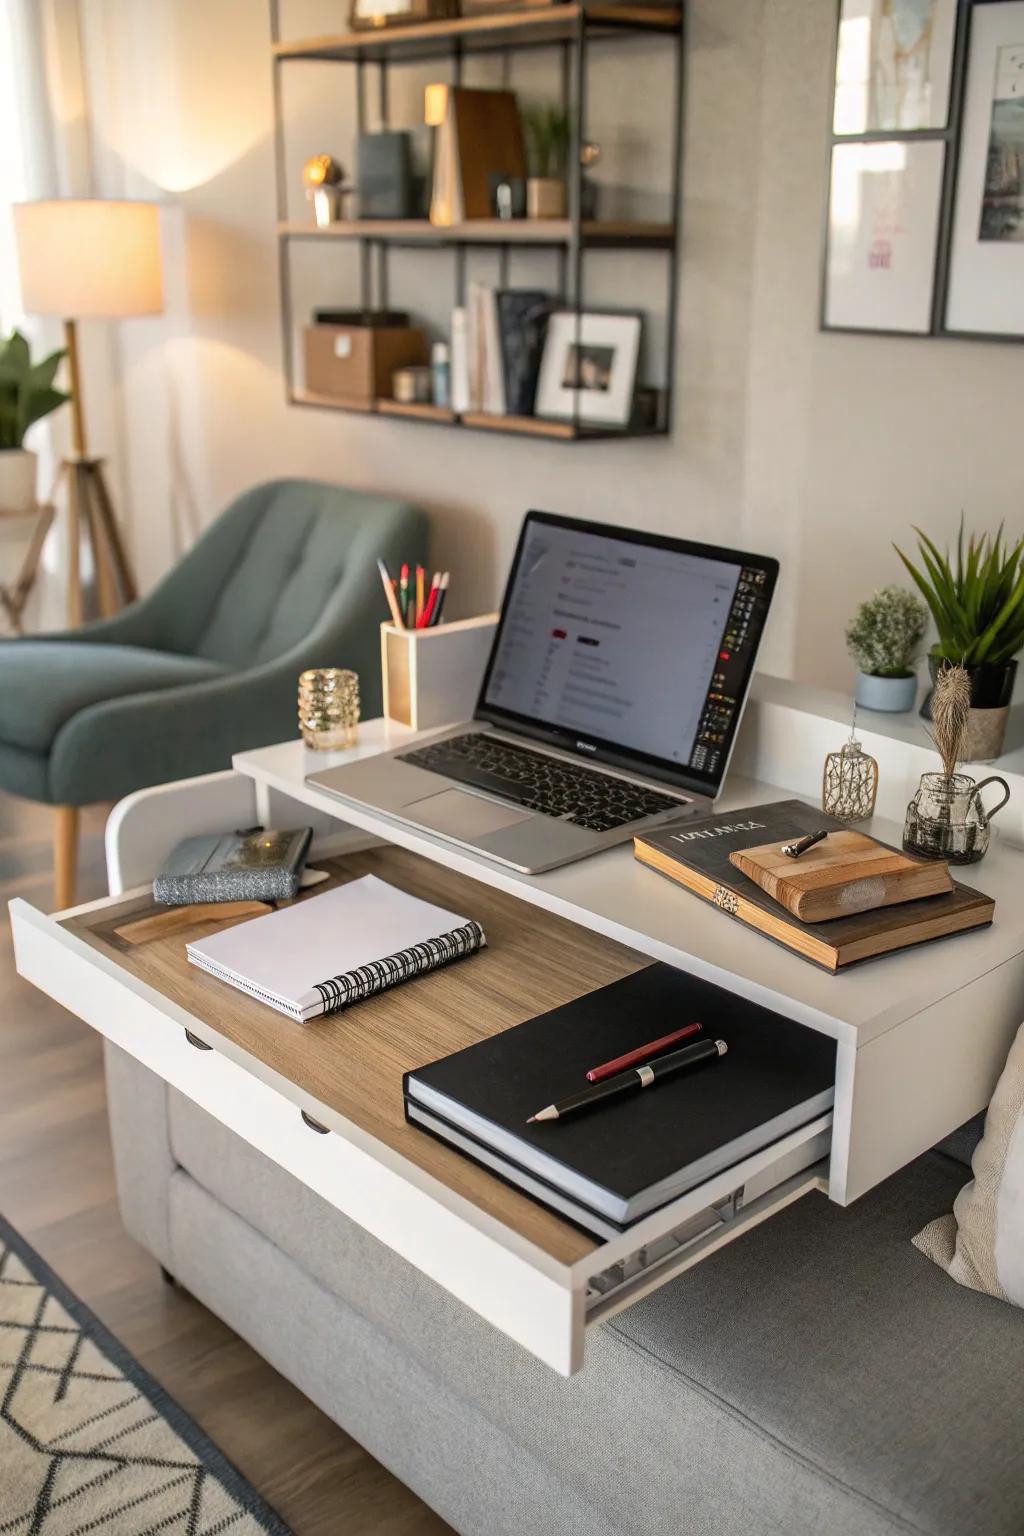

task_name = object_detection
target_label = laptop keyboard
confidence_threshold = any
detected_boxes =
[397,733,683,832]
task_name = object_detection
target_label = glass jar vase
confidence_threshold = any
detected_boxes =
[902,772,1010,864]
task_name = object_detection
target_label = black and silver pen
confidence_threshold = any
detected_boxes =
[526,1037,727,1124]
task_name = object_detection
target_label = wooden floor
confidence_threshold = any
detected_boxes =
[0,791,452,1536]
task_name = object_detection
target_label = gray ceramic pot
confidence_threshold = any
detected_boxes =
[855,671,918,713]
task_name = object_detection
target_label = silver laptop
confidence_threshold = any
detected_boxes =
[308,511,778,874]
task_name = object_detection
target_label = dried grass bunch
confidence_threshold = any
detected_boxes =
[930,662,971,779]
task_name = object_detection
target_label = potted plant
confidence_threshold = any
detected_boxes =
[845,586,927,712]
[521,104,570,219]
[896,522,1024,759]
[0,329,68,515]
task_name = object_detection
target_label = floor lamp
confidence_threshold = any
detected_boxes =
[13,199,164,628]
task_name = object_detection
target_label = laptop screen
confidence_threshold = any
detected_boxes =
[475,512,778,797]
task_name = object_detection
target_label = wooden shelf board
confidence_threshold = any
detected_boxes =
[460,410,576,438]
[377,398,457,422]
[274,4,681,63]
[290,389,664,440]
[291,387,376,413]
[279,219,675,248]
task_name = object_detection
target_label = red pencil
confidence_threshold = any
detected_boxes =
[418,572,441,628]
[584,1022,704,1083]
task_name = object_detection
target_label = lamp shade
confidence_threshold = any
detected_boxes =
[13,199,164,319]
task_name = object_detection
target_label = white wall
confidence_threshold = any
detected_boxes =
[73,0,1024,690]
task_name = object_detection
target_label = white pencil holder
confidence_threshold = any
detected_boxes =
[381,614,499,732]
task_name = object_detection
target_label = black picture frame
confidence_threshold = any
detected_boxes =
[820,0,1024,345]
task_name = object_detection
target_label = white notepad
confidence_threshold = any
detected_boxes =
[186,875,486,1023]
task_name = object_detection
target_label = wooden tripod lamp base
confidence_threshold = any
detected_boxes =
[12,200,165,908]
[60,318,138,626]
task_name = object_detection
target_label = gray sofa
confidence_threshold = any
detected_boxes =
[104,1042,1024,1536]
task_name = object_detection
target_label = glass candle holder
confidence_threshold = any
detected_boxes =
[298,668,359,751]
[822,734,879,823]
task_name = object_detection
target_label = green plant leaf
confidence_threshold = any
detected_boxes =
[28,348,66,393]
[22,385,69,433]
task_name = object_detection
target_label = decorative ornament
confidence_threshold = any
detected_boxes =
[302,154,346,227]
[821,709,879,823]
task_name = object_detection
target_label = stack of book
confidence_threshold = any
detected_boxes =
[634,800,994,972]
[405,964,836,1238]
[451,286,551,418]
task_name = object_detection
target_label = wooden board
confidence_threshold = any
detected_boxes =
[62,846,650,1264]
[730,830,953,923]
[273,5,681,63]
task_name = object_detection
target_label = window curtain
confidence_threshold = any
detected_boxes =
[0,0,81,629]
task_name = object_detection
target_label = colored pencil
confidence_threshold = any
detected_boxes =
[377,559,404,629]
[415,566,425,627]
[399,564,410,626]
[431,570,450,625]
[419,572,441,628]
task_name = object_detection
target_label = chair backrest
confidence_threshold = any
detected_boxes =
[186,480,407,668]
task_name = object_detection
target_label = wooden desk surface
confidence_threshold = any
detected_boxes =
[63,846,649,1265]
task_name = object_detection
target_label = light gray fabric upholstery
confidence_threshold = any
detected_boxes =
[170,1177,623,1536]
[161,1082,1024,1536]
[104,1043,174,1275]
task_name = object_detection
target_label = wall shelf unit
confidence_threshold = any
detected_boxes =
[270,0,685,443]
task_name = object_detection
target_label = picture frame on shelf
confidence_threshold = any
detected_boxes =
[832,0,958,135]
[943,0,1024,339]
[349,0,457,31]
[535,311,642,427]
[823,137,946,333]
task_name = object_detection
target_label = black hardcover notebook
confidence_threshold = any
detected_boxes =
[405,963,836,1233]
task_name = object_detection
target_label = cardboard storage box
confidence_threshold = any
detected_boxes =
[303,324,428,404]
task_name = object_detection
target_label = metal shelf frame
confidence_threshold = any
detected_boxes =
[270,1,686,441]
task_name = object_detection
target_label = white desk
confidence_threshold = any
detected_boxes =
[11,697,1024,1375]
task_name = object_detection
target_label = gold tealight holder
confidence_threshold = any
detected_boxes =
[298,668,359,751]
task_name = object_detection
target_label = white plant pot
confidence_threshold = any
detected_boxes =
[0,449,38,516]
[855,671,918,713]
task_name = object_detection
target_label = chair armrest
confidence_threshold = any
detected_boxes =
[0,603,164,651]
[49,661,303,806]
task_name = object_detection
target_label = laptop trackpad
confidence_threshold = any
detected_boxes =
[403,789,532,838]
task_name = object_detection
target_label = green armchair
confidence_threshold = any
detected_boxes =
[0,478,427,906]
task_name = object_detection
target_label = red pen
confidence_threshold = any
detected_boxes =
[585,1022,704,1083]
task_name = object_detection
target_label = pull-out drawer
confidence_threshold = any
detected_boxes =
[11,843,833,1376]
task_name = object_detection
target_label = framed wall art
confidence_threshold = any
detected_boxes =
[822,0,1024,343]
[944,0,1024,336]
[824,138,946,331]
[832,0,958,134]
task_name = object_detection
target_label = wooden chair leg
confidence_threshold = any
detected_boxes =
[53,806,80,911]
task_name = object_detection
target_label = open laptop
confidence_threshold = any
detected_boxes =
[309,511,778,873]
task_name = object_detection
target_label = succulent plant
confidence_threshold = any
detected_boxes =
[845,586,928,678]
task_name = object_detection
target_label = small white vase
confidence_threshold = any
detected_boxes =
[0,449,39,515]
[855,671,918,713]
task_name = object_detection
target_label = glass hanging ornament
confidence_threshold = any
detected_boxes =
[821,711,879,823]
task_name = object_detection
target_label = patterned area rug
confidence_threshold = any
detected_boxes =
[0,1213,292,1535]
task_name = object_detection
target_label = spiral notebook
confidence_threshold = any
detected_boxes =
[186,874,485,1023]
